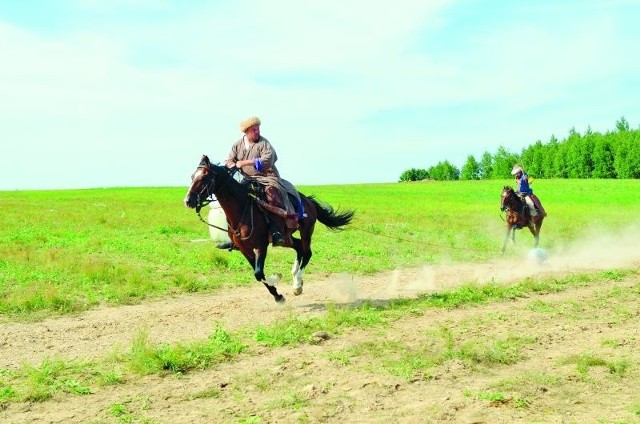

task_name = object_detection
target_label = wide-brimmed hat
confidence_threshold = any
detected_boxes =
[239,116,261,132]
[511,164,523,175]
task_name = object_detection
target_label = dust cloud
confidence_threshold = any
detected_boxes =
[324,224,640,303]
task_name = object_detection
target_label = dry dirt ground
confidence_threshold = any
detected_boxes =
[2,234,640,424]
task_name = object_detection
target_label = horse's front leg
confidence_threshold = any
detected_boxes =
[262,282,284,303]
[502,226,513,254]
[244,248,285,303]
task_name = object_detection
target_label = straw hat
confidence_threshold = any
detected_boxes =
[239,116,261,132]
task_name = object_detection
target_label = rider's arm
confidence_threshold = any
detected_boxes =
[235,159,258,169]
[225,145,239,168]
[255,139,276,171]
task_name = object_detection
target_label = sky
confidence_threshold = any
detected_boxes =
[1,0,639,190]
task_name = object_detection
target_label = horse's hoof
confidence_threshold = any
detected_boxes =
[293,286,303,296]
[275,295,286,303]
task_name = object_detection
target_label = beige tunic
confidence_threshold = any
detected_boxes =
[225,136,300,213]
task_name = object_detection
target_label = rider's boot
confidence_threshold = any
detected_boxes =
[269,222,285,247]
[216,239,236,250]
[265,186,287,247]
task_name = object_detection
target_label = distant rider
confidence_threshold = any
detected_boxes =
[511,164,547,218]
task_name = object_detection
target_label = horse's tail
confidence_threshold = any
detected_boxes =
[307,195,354,231]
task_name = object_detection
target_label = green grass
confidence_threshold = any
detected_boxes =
[560,352,631,381]
[1,178,638,422]
[0,266,637,407]
[1,179,639,320]
[126,325,246,375]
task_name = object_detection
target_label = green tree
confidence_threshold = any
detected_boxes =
[460,155,480,180]
[551,142,568,178]
[399,168,430,182]
[616,116,630,132]
[397,117,638,181]
[519,140,545,178]
[479,151,493,180]
[565,129,593,178]
[613,131,640,178]
[491,146,518,179]
[428,161,460,181]
[591,135,615,178]
[540,136,558,178]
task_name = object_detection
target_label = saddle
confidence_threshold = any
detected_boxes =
[518,193,546,219]
[244,181,300,230]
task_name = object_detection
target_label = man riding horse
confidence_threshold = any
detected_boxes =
[218,116,304,249]
[511,164,547,218]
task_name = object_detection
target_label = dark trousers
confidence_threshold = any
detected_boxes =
[264,186,285,235]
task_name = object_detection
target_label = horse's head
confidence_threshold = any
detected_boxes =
[183,155,228,211]
[500,186,517,212]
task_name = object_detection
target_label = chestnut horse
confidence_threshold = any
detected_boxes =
[184,155,354,303]
[500,186,545,253]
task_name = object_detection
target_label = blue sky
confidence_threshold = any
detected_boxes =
[1,0,638,190]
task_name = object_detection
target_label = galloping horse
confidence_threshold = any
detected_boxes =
[500,186,545,253]
[184,155,354,303]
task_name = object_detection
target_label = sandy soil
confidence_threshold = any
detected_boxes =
[1,232,640,423]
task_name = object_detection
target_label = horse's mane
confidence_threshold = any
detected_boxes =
[502,185,524,207]
[211,162,251,199]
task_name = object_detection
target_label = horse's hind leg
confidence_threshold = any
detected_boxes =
[528,222,540,248]
[533,221,542,248]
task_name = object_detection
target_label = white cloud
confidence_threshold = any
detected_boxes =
[1,1,639,189]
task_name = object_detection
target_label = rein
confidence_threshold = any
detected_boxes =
[196,201,255,241]
[192,166,256,241]
[196,208,228,232]
[501,190,527,222]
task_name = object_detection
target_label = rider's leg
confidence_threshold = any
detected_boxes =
[216,224,236,250]
[530,194,547,217]
[264,186,286,246]
[524,195,538,217]
[216,239,235,250]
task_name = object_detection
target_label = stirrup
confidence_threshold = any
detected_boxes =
[271,232,285,247]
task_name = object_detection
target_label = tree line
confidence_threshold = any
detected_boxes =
[400,117,640,181]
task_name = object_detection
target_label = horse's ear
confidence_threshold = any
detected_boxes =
[201,154,211,165]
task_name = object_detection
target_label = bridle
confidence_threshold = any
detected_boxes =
[501,188,526,218]
[190,164,256,240]
[189,165,217,214]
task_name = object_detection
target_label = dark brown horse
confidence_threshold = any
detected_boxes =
[500,186,545,253]
[184,155,354,303]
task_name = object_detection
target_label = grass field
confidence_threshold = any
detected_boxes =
[1,179,640,423]
[1,179,639,320]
